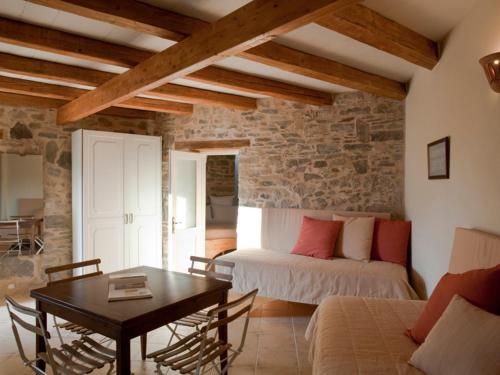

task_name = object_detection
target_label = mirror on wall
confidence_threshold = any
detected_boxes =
[0,153,44,257]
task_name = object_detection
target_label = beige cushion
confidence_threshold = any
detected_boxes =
[409,294,500,375]
[333,214,375,261]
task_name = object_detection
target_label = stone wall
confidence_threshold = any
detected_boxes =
[206,155,236,199]
[0,91,405,294]
[160,91,405,215]
[0,105,157,295]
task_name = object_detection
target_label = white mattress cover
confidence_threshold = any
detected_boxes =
[219,249,418,304]
[306,296,426,375]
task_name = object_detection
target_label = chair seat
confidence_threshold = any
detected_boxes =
[48,336,115,375]
[147,331,231,374]
[174,310,211,328]
[57,321,94,336]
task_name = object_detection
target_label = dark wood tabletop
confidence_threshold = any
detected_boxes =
[31,266,232,375]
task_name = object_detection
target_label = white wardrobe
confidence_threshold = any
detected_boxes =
[72,130,162,273]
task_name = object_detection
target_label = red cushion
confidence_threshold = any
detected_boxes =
[291,217,342,260]
[371,219,411,266]
[407,265,500,344]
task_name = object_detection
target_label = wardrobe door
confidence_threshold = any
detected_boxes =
[83,131,125,273]
[124,135,162,268]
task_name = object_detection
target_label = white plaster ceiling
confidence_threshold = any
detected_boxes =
[0,0,479,99]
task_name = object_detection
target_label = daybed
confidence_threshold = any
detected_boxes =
[305,227,500,375]
[218,207,418,304]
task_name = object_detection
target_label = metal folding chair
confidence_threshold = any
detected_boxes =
[45,259,103,345]
[5,295,115,375]
[148,289,258,375]
[0,220,23,258]
[165,256,235,347]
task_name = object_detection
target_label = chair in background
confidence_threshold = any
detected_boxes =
[5,295,115,375]
[148,288,258,375]
[165,256,235,346]
[0,220,23,258]
[45,259,103,345]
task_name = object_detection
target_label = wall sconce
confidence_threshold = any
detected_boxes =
[479,52,500,92]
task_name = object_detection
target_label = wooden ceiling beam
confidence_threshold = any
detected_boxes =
[26,0,206,41]
[57,0,356,124]
[240,42,406,100]
[187,66,333,106]
[0,17,329,106]
[0,75,193,115]
[0,52,256,110]
[316,4,439,69]
[0,16,151,68]
[0,92,155,119]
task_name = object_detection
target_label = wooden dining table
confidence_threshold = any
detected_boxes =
[30,266,232,375]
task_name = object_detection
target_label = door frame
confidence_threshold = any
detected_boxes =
[168,150,207,271]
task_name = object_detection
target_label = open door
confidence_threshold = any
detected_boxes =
[168,150,206,272]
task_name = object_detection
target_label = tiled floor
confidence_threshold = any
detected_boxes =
[0,294,313,375]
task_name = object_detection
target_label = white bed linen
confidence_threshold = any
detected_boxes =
[219,249,418,304]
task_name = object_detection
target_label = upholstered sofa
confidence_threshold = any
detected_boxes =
[218,207,418,304]
[305,227,500,375]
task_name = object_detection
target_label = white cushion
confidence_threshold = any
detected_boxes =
[333,214,375,261]
[209,195,234,206]
[409,294,500,375]
[212,204,237,224]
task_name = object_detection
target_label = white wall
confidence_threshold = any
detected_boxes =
[405,0,500,297]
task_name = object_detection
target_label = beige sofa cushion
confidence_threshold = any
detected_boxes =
[409,294,500,375]
[333,214,375,261]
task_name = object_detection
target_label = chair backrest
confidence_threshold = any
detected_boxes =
[188,256,235,282]
[0,220,20,243]
[5,295,55,374]
[45,258,102,286]
[203,289,258,360]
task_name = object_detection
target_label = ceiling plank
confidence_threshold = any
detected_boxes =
[316,4,439,69]
[240,42,406,100]
[0,75,193,114]
[57,0,357,124]
[0,52,256,110]
[0,92,155,119]
[0,19,328,106]
[26,0,206,41]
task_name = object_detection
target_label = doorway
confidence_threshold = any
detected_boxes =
[204,151,239,259]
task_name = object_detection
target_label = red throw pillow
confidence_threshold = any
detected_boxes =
[371,218,411,266]
[291,217,342,260]
[407,265,500,344]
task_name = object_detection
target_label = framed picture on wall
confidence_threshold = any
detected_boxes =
[427,137,450,179]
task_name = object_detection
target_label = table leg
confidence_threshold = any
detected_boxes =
[140,334,147,360]
[116,335,131,375]
[35,300,47,371]
[218,290,229,375]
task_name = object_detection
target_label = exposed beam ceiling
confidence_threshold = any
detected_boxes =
[0,52,257,110]
[0,75,193,114]
[0,91,155,119]
[316,4,439,69]
[240,43,406,100]
[0,16,330,106]
[57,0,357,124]
[26,0,437,70]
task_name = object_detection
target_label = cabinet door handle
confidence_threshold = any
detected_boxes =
[124,214,129,224]
[129,213,134,224]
